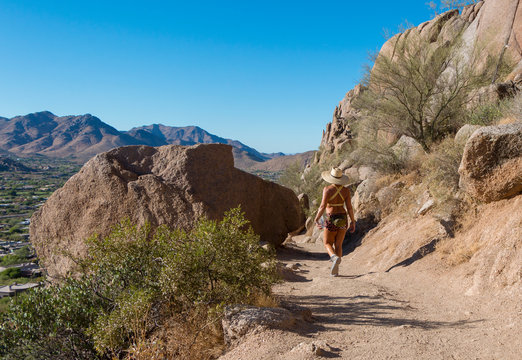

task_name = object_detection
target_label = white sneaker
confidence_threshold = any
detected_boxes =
[330,255,341,276]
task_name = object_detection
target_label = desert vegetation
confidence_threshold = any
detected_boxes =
[0,207,279,360]
[280,21,521,265]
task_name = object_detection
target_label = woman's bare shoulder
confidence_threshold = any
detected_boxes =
[323,184,334,193]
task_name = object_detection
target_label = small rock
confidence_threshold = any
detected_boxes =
[260,242,271,251]
[222,306,296,345]
[393,324,413,330]
[338,159,352,171]
[358,166,377,181]
[286,263,301,271]
[417,199,435,215]
[293,235,313,244]
[290,340,330,356]
[305,216,314,232]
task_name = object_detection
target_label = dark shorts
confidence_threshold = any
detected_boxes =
[325,213,348,232]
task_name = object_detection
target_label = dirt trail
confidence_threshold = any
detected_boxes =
[220,242,521,360]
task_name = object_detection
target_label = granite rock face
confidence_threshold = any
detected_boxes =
[459,122,522,202]
[30,143,303,278]
[319,0,522,163]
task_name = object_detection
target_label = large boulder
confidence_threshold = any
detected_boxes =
[391,135,425,162]
[30,144,303,278]
[455,124,482,145]
[458,123,522,202]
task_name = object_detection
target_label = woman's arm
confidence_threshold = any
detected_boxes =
[314,186,328,228]
[345,187,356,233]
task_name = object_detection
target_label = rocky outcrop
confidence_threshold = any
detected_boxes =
[30,144,303,278]
[458,122,522,202]
[319,0,522,164]
[318,85,364,162]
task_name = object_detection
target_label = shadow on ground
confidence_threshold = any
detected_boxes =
[284,294,484,332]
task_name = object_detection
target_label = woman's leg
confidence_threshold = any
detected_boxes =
[334,229,347,258]
[323,229,337,257]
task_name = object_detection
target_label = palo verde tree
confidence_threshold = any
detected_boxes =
[354,33,496,153]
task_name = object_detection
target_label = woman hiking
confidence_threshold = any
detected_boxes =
[314,167,356,276]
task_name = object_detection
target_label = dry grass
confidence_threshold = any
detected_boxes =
[437,237,483,266]
[249,291,279,308]
[496,116,519,125]
[126,310,225,360]
[124,290,279,360]
[375,173,401,189]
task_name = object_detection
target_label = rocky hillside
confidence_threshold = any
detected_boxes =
[0,111,296,168]
[125,124,286,169]
[319,0,522,161]
[0,111,140,160]
[296,0,522,296]
[246,150,315,172]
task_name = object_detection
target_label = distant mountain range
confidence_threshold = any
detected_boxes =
[0,111,311,170]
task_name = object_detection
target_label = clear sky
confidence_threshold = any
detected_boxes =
[0,0,434,154]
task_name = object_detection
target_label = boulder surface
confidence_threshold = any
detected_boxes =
[458,122,522,202]
[30,144,302,278]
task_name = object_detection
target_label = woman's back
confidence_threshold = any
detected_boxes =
[325,184,349,214]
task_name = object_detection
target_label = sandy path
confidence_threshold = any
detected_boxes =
[220,242,521,360]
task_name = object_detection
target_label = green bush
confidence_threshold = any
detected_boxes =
[0,247,31,266]
[14,245,31,258]
[504,92,522,122]
[0,254,24,267]
[0,207,278,359]
[0,268,22,280]
[0,280,101,360]
[467,101,506,126]
[421,136,464,205]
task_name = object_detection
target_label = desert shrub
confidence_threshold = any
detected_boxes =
[504,91,522,122]
[14,245,31,258]
[0,280,101,360]
[351,131,408,174]
[278,161,303,193]
[0,207,278,359]
[467,101,506,126]
[279,160,323,216]
[0,267,22,280]
[437,236,483,266]
[0,246,32,267]
[421,135,464,205]
[0,254,24,267]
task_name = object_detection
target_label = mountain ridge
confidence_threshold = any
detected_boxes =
[0,111,303,169]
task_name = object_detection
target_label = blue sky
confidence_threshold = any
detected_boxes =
[0,0,434,154]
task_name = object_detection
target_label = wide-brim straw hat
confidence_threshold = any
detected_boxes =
[321,167,350,186]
